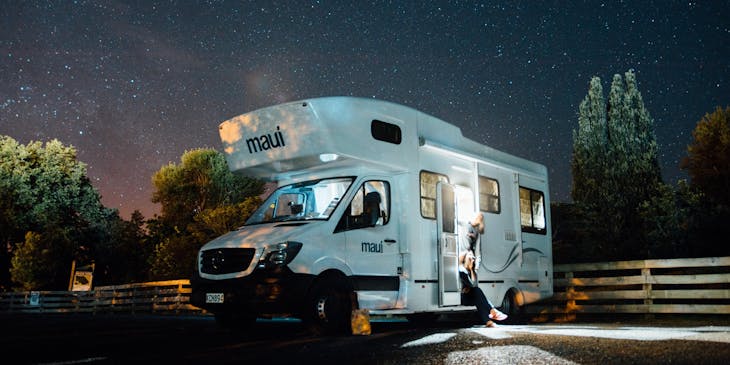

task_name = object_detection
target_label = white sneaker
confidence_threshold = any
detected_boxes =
[489,309,508,321]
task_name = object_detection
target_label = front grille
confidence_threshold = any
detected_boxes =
[200,248,256,275]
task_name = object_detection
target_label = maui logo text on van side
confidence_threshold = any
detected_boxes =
[361,242,383,253]
[246,126,286,154]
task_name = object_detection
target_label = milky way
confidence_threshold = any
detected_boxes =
[1,1,728,219]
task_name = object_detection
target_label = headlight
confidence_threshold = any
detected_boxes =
[258,241,303,270]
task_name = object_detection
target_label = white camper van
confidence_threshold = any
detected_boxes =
[190,97,553,334]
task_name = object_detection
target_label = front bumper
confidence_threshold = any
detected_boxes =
[190,268,315,317]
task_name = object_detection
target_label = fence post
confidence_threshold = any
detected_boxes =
[153,286,159,314]
[112,287,117,312]
[565,271,576,320]
[642,264,653,320]
[176,281,183,314]
[93,289,98,315]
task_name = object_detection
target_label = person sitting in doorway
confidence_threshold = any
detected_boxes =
[460,249,508,327]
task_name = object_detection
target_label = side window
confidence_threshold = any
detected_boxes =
[335,180,390,232]
[420,171,449,219]
[478,176,500,213]
[519,187,546,234]
[371,120,402,144]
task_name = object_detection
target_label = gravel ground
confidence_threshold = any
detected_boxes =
[395,315,730,365]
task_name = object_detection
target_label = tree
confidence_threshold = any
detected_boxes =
[637,180,701,258]
[91,210,152,285]
[149,197,261,280]
[147,148,264,280]
[1,136,108,290]
[571,76,608,205]
[151,148,262,231]
[680,106,730,207]
[679,106,730,257]
[569,70,663,260]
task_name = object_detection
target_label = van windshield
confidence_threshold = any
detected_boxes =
[245,177,354,225]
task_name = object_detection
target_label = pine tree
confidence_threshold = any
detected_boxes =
[570,70,663,260]
[571,76,607,205]
[623,70,662,195]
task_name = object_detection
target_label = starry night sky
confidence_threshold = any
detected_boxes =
[1,1,728,219]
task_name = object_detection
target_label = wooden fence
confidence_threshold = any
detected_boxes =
[3,257,729,317]
[0,279,204,315]
[529,256,730,319]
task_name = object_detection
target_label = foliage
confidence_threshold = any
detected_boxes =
[2,138,266,288]
[147,235,199,281]
[148,197,261,280]
[571,77,607,205]
[1,136,108,290]
[147,149,264,280]
[91,210,151,285]
[188,197,262,242]
[10,229,74,291]
[680,106,730,208]
[569,70,663,261]
[637,181,698,258]
[151,148,262,230]
[675,106,730,258]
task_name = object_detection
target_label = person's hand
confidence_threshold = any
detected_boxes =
[465,252,475,270]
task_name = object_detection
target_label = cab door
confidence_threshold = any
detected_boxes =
[340,179,400,309]
[436,182,460,306]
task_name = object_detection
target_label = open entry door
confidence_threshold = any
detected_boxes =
[436,182,460,306]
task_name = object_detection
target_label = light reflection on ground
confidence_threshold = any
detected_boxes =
[401,333,457,347]
[470,324,730,343]
[398,324,730,364]
[397,324,730,348]
[445,345,580,365]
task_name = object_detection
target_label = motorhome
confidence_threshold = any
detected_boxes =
[190,96,553,334]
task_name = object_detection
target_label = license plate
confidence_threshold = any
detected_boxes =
[206,293,224,304]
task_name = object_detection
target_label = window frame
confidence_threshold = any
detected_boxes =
[519,186,547,235]
[478,175,501,214]
[334,180,391,233]
[419,170,449,219]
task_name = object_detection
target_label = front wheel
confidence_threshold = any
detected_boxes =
[303,276,354,336]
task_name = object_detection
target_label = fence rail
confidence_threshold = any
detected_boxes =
[0,279,204,315]
[529,256,730,318]
[3,257,730,317]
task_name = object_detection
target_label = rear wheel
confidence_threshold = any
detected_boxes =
[304,276,353,336]
[500,290,525,324]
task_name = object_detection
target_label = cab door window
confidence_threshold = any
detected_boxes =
[335,180,390,232]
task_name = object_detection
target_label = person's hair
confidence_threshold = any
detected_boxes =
[471,212,484,234]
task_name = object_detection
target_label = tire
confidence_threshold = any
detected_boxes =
[214,311,257,332]
[500,290,525,325]
[304,276,354,336]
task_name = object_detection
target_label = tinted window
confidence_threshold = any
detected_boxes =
[478,176,500,213]
[519,187,546,234]
[420,171,449,219]
[371,120,402,144]
[335,180,391,232]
